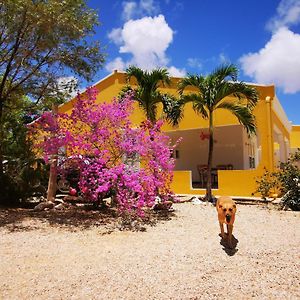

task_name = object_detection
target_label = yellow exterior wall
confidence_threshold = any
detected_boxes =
[291,125,300,150]
[59,71,298,197]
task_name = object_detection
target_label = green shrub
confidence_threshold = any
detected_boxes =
[0,159,49,206]
[254,168,281,199]
[277,151,300,211]
[0,173,22,206]
[255,150,300,210]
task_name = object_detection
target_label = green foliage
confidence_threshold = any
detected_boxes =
[125,66,173,123]
[0,159,49,206]
[254,168,281,199]
[161,94,184,127]
[0,0,105,178]
[0,0,105,106]
[178,64,259,135]
[278,151,300,211]
[3,96,36,159]
[178,64,259,201]
[255,150,300,210]
[0,90,49,206]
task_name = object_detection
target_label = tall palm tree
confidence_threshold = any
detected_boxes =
[125,66,172,123]
[178,64,259,201]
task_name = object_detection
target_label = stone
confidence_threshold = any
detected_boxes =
[63,195,79,202]
[272,198,283,205]
[153,201,173,211]
[54,198,65,204]
[54,203,65,210]
[33,201,54,212]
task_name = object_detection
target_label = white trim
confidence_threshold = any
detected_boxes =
[273,95,292,132]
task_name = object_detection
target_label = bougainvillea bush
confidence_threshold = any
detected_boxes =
[29,88,181,216]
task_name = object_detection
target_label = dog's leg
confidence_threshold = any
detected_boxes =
[227,224,233,248]
[219,222,225,238]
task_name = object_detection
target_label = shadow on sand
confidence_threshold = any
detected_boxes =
[219,233,239,256]
[0,205,176,233]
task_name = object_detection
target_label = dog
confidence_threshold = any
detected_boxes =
[216,196,237,248]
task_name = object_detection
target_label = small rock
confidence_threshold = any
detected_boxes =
[272,198,283,205]
[153,201,173,211]
[63,195,79,202]
[191,197,204,205]
[54,203,65,210]
[33,201,54,212]
[54,198,65,204]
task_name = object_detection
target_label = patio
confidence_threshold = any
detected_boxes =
[167,125,260,189]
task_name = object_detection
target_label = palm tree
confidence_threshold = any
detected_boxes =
[178,64,259,201]
[125,66,172,123]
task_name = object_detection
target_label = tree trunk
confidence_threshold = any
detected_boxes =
[206,110,214,201]
[0,100,4,178]
[47,155,58,202]
[46,104,58,202]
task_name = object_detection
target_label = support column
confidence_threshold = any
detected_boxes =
[265,96,275,172]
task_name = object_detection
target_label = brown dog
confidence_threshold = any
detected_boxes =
[216,196,237,248]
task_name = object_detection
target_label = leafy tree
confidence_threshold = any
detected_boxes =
[0,94,49,205]
[125,66,172,123]
[178,64,259,201]
[0,0,105,176]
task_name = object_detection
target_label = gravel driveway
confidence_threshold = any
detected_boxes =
[0,202,299,299]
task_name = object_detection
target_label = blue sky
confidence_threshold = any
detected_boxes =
[85,0,300,124]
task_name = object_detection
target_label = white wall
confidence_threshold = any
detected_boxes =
[168,125,245,181]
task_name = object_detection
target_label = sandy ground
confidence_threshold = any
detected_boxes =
[0,202,299,300]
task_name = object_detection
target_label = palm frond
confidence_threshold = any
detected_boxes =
[217,101,256,135]
[210,64,238,82]
[214,81,259,108]
[126,66,145,85]
[125,66,171,122]
[178,74,205,95]
[149,68,171,87]
[162,94,184,127]
[179,93,208,119]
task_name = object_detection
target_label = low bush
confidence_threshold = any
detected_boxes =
[255,150,300,210]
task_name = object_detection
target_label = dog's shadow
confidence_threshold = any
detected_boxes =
[219,234,239,256]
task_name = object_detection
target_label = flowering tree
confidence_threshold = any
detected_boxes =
[29,88,180,217]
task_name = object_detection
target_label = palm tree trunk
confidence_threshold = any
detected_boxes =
[206,110,214,201]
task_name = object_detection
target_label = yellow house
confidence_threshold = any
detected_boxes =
[59,70,300,197]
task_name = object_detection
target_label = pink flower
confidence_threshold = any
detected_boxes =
[31,89,181,217]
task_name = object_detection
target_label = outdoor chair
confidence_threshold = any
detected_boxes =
[197,164,208,187]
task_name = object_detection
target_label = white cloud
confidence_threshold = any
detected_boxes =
[140,0,159,14]
[122,0,160,20]
[240,27,300,93]
[108,15,173,70]
[267,0,300,31]
[219,53,230,64]
[105,57,127,72]
[187,58,202,69]
[107,13,184,77]
[107,28,123,45]
[122,2,137,20]
[167,66,186,77]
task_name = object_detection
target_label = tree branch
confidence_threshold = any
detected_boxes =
[0,8,28,102]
